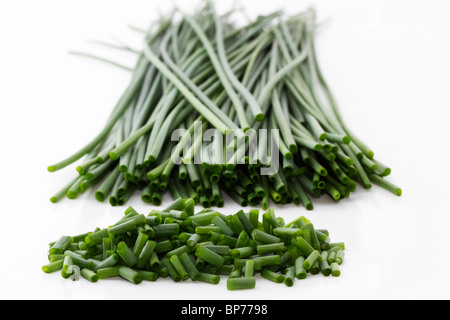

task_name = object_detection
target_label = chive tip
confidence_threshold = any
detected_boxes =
[289,145,299,153]
[95,192,106,202]
[255,113,265,122]
[67,191,78,200]
[109,152,118,161]
[47,166,56,173]
[343,136,351,144]
[284,152,293,160]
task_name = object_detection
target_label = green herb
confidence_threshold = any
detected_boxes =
[43,201,346,290]
[47,3,400,212]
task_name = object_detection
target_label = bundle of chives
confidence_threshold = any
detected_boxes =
[48,2,401,210]
[43,198,345,290]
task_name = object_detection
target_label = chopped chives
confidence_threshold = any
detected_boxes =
[49,236,73,255]
[331,263,341,277]
[227,277,256,291]
[319,252,332,277]
[116,241,137,267]
[163,257,181,282]
[284,267,296,287]
[170,255,190,281]
[196,246,225,268]
[179,253,200,280]
[97,266,121,279]
[150,251,161,270]
[230,247,254,259]
[308,261,319,275]
[42,260,64,274]
[327,251,337,265]
[197,273,221,285]
[85,229,109,247]
[304,250,321,271]
[295,237,315,257]
[137,240,157,269]
[133,232,149,257]
[295,257,307,280]
[94,253,119,271]
[261,269,285,283]
[273,228,302,238]
[212,216,235,236]
[251,229,281,244]
[253,255,281,267]
[136,270,159,282]
[167,245,190,258]
[81,269,99,283]
[64,251,95,270]
[119,267,143,284]
[63,256,73,275]
[203,245,230,256]
[235,231,250,249]
[49,254,65,263]
[245,260,255,278]
[257,243,285,255]
[336,250,345,265]
[44,199,345,289]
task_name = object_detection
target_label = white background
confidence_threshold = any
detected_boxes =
[1,0,449,300]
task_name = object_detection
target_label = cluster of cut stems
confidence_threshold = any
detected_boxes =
[43,198,345,289]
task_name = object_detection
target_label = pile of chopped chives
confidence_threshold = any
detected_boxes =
[48,2,401,210]
[43,198,345,289]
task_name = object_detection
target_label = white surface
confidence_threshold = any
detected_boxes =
[1,0,449,300]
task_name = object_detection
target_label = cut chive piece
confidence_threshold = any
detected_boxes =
[245,260,255,278]
[253,255,281,267]
[196,246,225,268]
[136,270,159,282]
[252,229,281,244]
[42,260,64,274]
[81,269,99,283]
[94,253,119,271]
[179,253,200,280]
[136,240,157,269]
[261,269,285,283]
[96,267,119,280]
[49,236,73,255]
[303,250,321,271]
[257,243,285,255]
[336,250,345,265]
[196,273,221,285]
[273,228,302,238]
[116,241,137,267]
[284,267,296,287]
[119,266,143,284]
[170,255,190,281]
[319,252,332,276]
[331,263,341,277]
[227,277,256,291]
